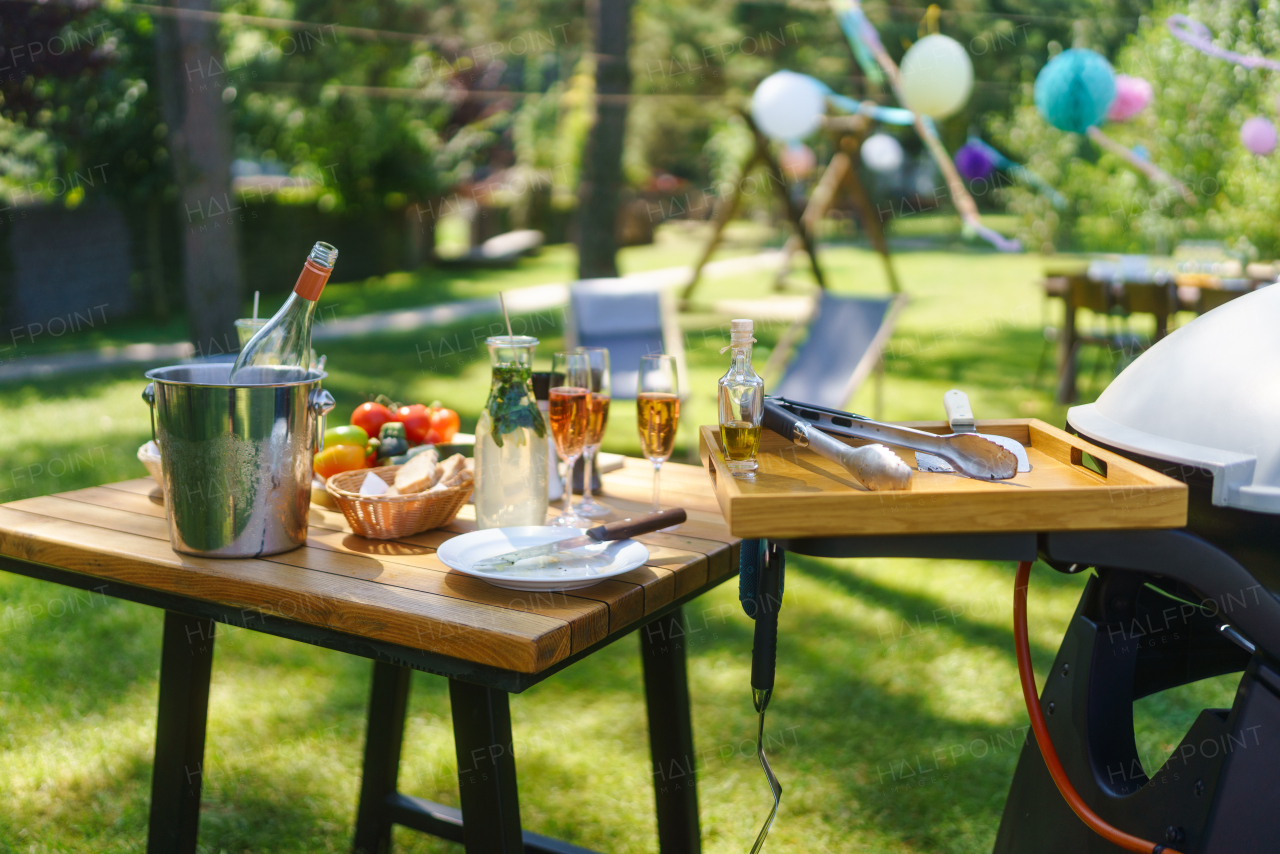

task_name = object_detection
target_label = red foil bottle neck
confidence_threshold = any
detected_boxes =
[293,258,331,300]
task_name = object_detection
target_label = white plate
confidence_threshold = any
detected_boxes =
[437,526,650,592]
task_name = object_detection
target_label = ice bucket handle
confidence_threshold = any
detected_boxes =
[309,388,336,452]
[141,382,157,447]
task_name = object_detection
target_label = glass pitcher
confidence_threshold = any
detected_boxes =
[474,336,549,528]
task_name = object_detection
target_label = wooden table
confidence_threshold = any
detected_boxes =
[0,458,738,854]
[1043,269,1265,403]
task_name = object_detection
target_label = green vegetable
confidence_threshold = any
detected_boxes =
[385,443,434,466]
[378,422,409,458]
[486,363,546,448]
[324,424,369,449]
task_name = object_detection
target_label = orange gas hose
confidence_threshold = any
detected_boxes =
[1013,561,1182,854]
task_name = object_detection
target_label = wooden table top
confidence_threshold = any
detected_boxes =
[0,458,738,677]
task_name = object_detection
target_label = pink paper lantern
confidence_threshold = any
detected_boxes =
[1241,116,1278,155]
[1105,75,1153,122]
[779,143,817,179]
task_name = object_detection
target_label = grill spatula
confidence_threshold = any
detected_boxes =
[916,390,1031,474]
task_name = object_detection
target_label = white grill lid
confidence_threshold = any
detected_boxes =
[1067,283,1280,513]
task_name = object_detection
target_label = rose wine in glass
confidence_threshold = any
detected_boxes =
[637,354,680,516]
[586,395,611,446]
[550,351,592,527]
[576,347,612,518]
[549,387,589,458]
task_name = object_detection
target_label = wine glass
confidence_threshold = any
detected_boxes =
[549,352,592,527]
[575,347,612,518]
[636,354,680,515]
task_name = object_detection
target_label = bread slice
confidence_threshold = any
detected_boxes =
[393,448,439,495]
[430,462,473,493]
[435,454,468,487]
[447,464,474,487]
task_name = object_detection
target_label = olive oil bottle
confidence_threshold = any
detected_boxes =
[718,319,764,475]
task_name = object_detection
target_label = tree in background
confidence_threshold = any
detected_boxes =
[222,0,585,267]
[509,53,593,234]
[152,0,244,353]
[622,0,1147,195]
[990,0,1280,257]
[577,0,633,278]
[0,2,176,320]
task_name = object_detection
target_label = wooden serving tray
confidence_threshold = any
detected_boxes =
[698,419,1187,538]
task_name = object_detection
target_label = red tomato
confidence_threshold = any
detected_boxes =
[351,401,394,437]
[314,444,368,479]
[394,403,433,444]
[429,405,461,443]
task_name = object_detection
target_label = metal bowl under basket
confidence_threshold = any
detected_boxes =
[326,465,473,539]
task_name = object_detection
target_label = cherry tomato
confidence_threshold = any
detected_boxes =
[429,404,461,443]
[314,444,368,479]
[351,402,394,437]
[394,403,433,444]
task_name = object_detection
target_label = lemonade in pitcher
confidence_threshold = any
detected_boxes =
[473,336,549,528]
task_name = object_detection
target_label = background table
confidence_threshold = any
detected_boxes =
[1041,267,1266,403]
[0,457,738,854]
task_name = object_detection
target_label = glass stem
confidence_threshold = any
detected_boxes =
[564,455,578,517]
[581,447,597,507]
[652,460,663,512]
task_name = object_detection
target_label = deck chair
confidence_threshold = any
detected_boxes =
[565,277,689,400]
[763,290,907,416]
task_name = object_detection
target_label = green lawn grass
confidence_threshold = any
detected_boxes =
[0,220,1235,852]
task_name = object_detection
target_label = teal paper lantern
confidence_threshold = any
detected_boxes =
[1034,49,1116,134]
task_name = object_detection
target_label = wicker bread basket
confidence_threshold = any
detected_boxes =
[326,464,473,539]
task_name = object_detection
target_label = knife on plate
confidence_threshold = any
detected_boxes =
[472,508,686,570]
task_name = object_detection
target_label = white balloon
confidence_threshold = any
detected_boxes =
[751,71,826,141]
[861,133,904,173]
[898,34,974,119]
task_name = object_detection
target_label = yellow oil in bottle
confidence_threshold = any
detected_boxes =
[721,420,762,463]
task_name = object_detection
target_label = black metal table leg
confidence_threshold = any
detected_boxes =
[147,610,215,854]
[641,605,702,854]
[449,678,523,853]
[353,661,413,854]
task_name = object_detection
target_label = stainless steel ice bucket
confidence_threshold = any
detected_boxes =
[142,364,336,558]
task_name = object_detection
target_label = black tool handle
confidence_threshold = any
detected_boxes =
[752,610,779,693]
[751,543,784,693]
[762,399,802,441]
[586,508,686,542]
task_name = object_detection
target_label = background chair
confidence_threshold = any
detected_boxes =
[763,290,907,417]
[566,277,689,400]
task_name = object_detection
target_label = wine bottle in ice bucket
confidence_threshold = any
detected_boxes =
[474,336,550,528]
[230,242,337,380]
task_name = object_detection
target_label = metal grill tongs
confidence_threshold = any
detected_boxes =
[769,396,1018,481]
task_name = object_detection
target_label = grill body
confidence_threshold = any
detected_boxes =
[994,438,1280,854]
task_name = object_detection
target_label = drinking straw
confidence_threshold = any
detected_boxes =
[252,291,260,321]
[498,291,515,340]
